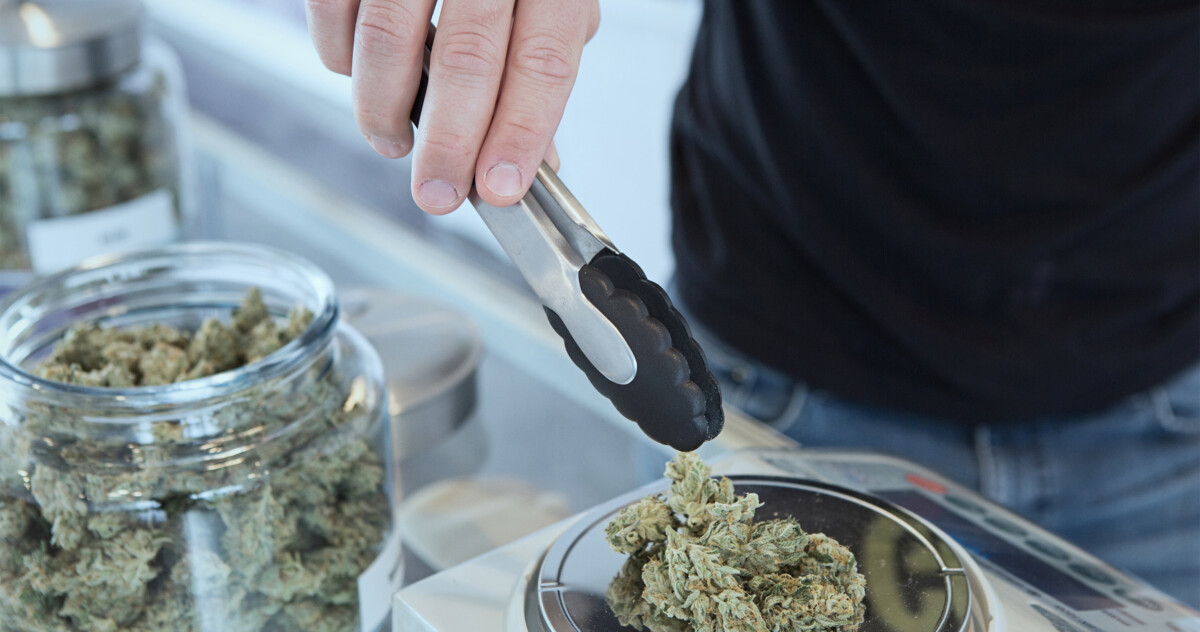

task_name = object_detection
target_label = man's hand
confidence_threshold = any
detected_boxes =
[305,0,600,214]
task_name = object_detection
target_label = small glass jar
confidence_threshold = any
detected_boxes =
[0,243,399,631]
[0,0,193,275]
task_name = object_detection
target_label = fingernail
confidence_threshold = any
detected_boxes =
[417,179,459,208]
[484,162,523,198]
[368,135,406,159]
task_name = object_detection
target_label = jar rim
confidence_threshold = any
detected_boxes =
[0,242,339,408]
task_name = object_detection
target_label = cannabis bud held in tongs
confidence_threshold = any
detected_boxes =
[411,25,723,451]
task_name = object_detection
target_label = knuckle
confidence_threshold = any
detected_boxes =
[355,2,418,57]
[495,116,548,156]
[435,27,504,84]
[510,34,576,85]
[419,129,475,160]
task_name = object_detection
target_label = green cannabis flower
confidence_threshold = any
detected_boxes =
[0,289,389,631]
[604,452,866,632]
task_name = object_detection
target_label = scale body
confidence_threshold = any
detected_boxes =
[394,448,1200,632]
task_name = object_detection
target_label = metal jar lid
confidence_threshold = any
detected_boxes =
[0,0,143,97]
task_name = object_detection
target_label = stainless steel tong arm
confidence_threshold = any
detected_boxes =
[468,182,637,385]
[530,162,618,262]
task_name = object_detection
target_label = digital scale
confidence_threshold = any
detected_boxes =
[394,448,1200,632]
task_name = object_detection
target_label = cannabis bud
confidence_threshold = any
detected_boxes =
[604,452,866,632]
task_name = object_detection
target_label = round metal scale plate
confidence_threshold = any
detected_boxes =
[526,477,974,632]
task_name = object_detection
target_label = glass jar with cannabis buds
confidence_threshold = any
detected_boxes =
[0,0,193,274]
[0,243,399,632]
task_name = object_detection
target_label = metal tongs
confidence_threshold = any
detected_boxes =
[412,25,722,451]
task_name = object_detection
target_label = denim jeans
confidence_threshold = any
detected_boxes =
[685,305,1200,607]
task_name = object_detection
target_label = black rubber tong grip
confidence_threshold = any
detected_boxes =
[545,252,724,452]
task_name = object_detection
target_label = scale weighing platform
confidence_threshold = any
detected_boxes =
[394,448,1200,632]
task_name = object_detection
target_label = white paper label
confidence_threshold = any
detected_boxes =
[358,526,405,632]
[26,190,177,274]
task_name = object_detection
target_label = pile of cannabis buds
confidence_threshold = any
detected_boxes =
[605,452,867,632]
[0,289,388,632]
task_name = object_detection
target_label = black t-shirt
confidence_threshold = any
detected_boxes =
[670,0,1200,423]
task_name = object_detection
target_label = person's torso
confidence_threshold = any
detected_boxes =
[670,0,1200,422]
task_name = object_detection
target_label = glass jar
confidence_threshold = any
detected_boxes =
[0,0,193,275]
[0,243,399,631]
